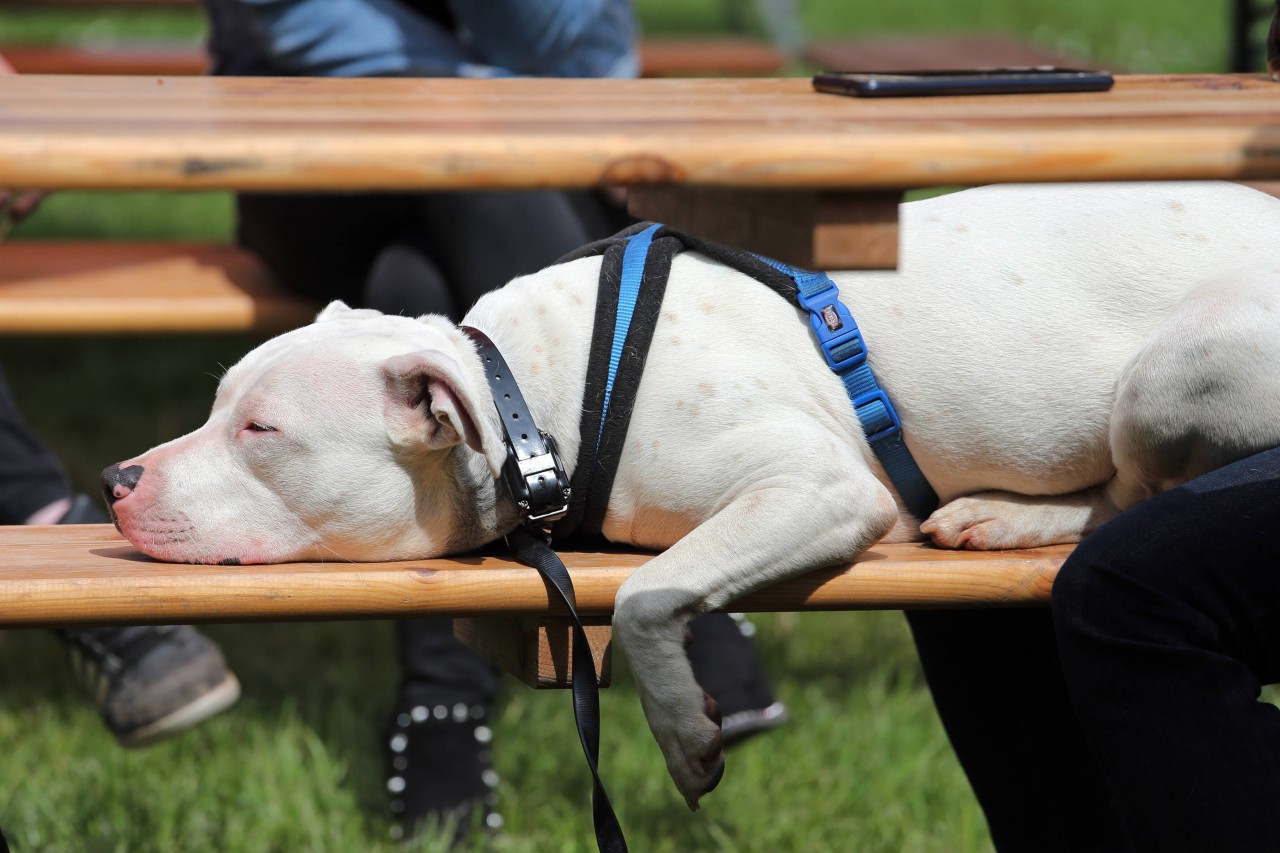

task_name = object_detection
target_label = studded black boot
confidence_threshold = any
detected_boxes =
[384,700,501,844]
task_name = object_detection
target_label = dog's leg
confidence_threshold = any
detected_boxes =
[924,264,1280,551]
[1106,263,1280,499]
[920,486,1120,550]
[612,436,897,810]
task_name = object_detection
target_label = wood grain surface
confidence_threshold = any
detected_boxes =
[0,242,317,333]
[0,74,1277,191]
[0,39,782,79]
[0,525,1067,627]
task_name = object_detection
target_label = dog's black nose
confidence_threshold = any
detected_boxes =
[101,463,144,506]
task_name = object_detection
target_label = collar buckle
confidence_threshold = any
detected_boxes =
[501,430,571,526]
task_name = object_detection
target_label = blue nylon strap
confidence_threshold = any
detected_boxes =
[598,223,661,451]
[754,255,940,521]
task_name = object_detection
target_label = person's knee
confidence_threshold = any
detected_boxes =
[364,240,456,319]
[1052,512,1224,674]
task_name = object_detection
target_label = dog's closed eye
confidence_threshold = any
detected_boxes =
[243,422,277,433]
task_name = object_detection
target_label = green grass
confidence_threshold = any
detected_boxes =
[1,613,987,852]
[0,0,1252,849]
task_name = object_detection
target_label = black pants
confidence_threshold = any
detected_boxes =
[0,367,70,524]
[238,190,774,715]
[237,189,627,319]
[908,445,1280,852]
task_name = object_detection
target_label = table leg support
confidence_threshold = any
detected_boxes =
[454,616,614,689]
[627,186,902,270]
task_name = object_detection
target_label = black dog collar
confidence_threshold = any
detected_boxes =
[460,326,570,527]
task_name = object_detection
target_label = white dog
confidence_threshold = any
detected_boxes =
[105,182,1280,808]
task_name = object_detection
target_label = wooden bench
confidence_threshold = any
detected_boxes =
[0,524,1069,687]
[0,241,315,333]
[0,39,784,79]
[3,34,1091,79]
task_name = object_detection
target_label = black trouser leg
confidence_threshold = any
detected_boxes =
[906,608,1130,852]
[396,618,500,709]
[0,366,70,524]
[237,189,597,320]
[1052,445,1280,852]
[686,612,777,717]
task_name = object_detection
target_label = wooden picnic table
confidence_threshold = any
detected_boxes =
[1,73,1278,267]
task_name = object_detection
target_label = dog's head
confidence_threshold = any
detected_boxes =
[105,302,509,565]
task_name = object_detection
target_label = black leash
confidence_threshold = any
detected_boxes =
[460,327,628,853]
[507,527,627,853]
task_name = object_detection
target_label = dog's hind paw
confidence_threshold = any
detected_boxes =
[921,492,1080,550]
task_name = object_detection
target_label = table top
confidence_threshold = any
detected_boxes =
[0,74,1277,191]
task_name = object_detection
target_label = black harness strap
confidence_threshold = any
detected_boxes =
[554,224,802,541]
[556,233,680,539]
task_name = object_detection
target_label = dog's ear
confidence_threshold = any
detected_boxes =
[380,350,506,477]
[316,300,384,323]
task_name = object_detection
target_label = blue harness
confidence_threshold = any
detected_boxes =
[555,222,938,539]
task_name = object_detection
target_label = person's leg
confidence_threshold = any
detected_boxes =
[409,189,594,315]
[236,192,422,305]
[384,618,503,839]
[0,366,239,746]
[234,191,502,838]
[1053,445,1280,852]
[686,612,787,746]
[907,608,1130,852]
[362,235,457,318]
[0,367,71,525]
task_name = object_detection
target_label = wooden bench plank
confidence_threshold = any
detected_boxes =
[0,44,208,76]
[1,39,783,78]
[0,524,1068,628]
[0,242,317,333]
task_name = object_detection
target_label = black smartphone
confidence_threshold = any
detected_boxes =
[812,67,1115,98]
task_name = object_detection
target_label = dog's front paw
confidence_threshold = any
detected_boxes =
[648,689,726,811]
[921,492,1049,550]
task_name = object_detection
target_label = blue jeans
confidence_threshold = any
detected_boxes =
[204,0,638,79]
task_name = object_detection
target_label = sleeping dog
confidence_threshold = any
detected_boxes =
[104,182,1280,809]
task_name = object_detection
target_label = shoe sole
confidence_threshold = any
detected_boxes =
[116,672,242,748]
[722,701,789,749]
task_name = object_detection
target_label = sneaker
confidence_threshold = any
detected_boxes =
[384,701,501,845]
[50,493,241,746]
[721,700,790,747]
[56,493,108,525]
[57,625,241,747]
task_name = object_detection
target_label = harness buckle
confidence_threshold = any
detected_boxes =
[796,285,867,372]
[853,389,903,443]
